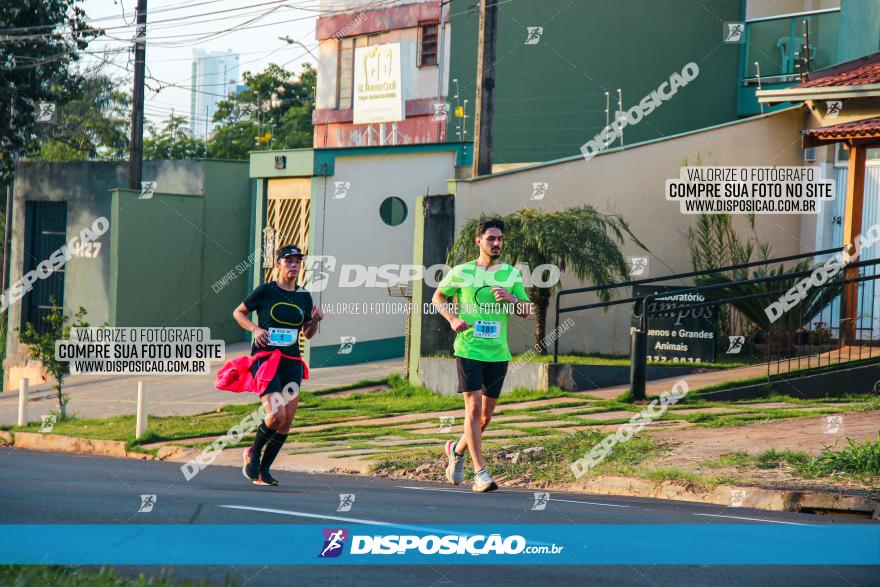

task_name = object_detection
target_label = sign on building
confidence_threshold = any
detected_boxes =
[632,284,717,363]
[353,43,404,124]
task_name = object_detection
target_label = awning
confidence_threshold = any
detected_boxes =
[802,116,880,148]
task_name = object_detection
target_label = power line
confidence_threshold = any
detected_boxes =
[0,0,391,44]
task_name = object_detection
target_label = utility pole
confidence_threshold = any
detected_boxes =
[128,0,148,190]
[472,0,498,177]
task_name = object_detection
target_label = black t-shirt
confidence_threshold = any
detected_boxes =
[242,282,313,357]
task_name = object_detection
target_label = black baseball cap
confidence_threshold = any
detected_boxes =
[276,245,304,261]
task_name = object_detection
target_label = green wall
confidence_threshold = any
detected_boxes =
[109,189,205,328]
[447,0,743,163]
[838,0,880,62]
[201,160,252,342]
[108,160,251,341]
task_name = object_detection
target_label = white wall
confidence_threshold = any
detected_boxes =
[452,108,811,357]
[310,150,458,349]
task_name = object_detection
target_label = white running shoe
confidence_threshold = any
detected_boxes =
[472,468,498,493]
[444,439,465,485]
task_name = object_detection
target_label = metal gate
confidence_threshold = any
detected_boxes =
[21,201,67,334]
[262,178,311,284]
[262,179,311,354]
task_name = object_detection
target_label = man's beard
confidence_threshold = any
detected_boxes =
[488,250,501,260]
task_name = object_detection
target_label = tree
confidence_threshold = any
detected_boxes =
[448,207,646,354]
[144,115,207,160]
[208,63,315,159]
[0,0,100,181]
[19,302,88,420]
[30,69,130,161]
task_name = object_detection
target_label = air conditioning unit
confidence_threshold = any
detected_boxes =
[804,147,817,162]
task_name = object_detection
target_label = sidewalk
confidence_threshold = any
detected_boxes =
[0,342,402,425]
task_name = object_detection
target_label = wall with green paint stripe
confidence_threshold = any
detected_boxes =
[309,336,405,368]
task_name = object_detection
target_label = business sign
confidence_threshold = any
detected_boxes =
[632,284,717,364]
[353,43,404,124]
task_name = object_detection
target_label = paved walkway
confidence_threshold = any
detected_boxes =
[0,342,402,424]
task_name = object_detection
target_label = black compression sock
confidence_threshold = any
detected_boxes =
[250,422,275,463]
[260,432,288,473]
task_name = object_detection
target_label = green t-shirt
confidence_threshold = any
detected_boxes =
[437,261,530,362]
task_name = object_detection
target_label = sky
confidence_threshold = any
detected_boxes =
[78,0,321,129]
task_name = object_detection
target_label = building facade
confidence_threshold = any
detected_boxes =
[4,159,251,391]
[444,0,876,167]
[313,0,451,148]
[190,49,241,140]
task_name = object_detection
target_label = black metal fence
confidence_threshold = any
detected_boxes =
[551,246,879,400]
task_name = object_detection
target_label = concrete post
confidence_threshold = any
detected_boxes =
[17,378,28,427]
[136,381,147,438]
[408,195,456,384]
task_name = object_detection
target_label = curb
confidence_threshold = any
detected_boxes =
[3,431,878,518]
[3,431,154,460]
[571,475,880,519]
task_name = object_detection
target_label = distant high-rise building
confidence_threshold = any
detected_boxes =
[190,49,240,140]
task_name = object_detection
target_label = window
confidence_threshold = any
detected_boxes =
[337,35,381,109]
[337,37,354,109]
[835,143,880,166]
[418,21,438,67]
[380,197,407,226]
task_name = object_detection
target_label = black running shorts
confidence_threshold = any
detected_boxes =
[250,355,304,397]
[456,356,509,399]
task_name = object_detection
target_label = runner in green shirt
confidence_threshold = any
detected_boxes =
[432,218,532,492]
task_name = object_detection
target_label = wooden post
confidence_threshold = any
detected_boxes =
[841,143,866,343]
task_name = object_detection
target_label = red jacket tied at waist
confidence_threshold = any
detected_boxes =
[215,350,309,395]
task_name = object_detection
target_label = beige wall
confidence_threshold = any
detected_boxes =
[746,0,839,20]
[451,107,814,356]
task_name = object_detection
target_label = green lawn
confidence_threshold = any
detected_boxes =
[0,566,222,587]
[1,374,579,449]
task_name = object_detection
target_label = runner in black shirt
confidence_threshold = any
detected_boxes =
[233,244,324,486]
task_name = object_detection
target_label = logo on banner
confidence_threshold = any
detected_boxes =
[319,528,348,558]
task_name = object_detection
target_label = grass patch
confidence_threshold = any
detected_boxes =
[6,373,582,449]
[0,565,225,586]
[808,434,880,477]
[373,430,664,485]
[699,440,880,485]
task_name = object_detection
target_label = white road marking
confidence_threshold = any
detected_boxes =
[219,504,443,533]
[218,505,553,546]
[395,486,630,507]
[692,513,816,526]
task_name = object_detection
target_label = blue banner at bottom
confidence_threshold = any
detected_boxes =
[1,524,878,565]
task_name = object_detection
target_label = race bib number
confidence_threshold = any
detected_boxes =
[473,320,500,339]
[268,327,298,346]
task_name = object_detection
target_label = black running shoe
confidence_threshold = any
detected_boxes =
[242,448,259,481]
[254,470,279,486]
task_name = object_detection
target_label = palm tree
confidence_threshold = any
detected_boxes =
[447,206,646,354]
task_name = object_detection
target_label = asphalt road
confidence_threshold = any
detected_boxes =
[0,447,877,586]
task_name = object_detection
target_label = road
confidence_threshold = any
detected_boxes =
[0,447,877,586]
